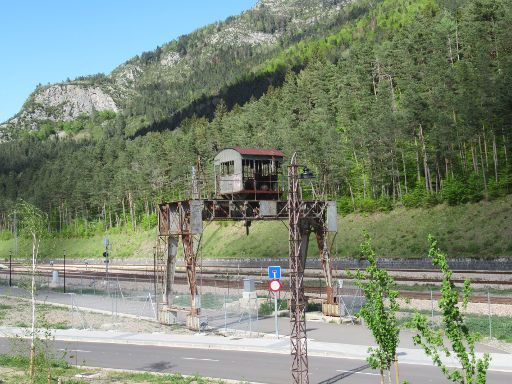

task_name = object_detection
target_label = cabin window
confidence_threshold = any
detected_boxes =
[221,161,235,176]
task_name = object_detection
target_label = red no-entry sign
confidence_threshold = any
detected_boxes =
[269,279,282,292]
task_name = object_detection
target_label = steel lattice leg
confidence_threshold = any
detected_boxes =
[288,153,309,384]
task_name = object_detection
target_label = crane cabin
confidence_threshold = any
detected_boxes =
[214,147,284,200]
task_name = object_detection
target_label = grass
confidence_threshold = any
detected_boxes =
[465,314,512,343]
[0,353,226,383]
[396,283,512,296]
[0,229,154,261]
[398,311,512,343]
[0,296,75,330]
[200,195,512,259]
[0,352,79,384]
[0,302,11,320]
[1,195,511,261]
[105,372,224,383]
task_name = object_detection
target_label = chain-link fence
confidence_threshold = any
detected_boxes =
[0,264,291,335]
[1,265,510,341]
[397,286,512,341]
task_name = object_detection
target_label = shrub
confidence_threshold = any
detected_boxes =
[259,302,273,316]
[403,186,427,208]
[0,230,13,241]
[259,299,287,315]
[336,196,354,215]
[442,177,467,205]
[354,196,393,213]
[140,213,157,230]
[487,178,506,200]
[441,174,484,205]
[466,173,484,203]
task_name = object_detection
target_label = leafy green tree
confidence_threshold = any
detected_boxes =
[16,200,48,381]
[351,232,401,384]
[410,235,490,384]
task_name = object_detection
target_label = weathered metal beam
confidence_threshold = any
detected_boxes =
[288,153,309,384]
[157,199,332,235]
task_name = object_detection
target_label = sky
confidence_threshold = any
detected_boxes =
[0,0,257,123]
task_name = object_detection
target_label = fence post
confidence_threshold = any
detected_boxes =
[249,296,252,336]
[9,250,12,287]
[224,293,227,332]
[227,272,230,297]
[488,290,492,339]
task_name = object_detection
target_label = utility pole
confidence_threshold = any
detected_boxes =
[288,153,309,384]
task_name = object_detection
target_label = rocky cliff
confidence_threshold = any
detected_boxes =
[0,0,353,140]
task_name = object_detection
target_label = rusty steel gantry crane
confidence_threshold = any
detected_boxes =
[156,149,337,382]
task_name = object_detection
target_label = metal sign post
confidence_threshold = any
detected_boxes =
[269,278,282,338]
[274,291,279,338]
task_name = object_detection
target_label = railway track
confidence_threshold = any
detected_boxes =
[25,262,512,286]
[6,261,511,277]
[3,263,512,305]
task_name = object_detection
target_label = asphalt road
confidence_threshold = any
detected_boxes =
[1,338,511,383]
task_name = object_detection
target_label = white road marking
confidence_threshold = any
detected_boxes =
[183,357,220,362]
[336,369,379,376]
[58,349,91,353]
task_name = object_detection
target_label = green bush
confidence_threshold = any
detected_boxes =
[487,178,506,200]
[422,192,441,207]
[466,173,484,202]
[259,298,287,315]
[442,174,484,205]
[403,187,427,208]
[60,219,105,238]
[259,302,273,316]
[140,213,157,230]
[403,184,440,208]
[442,177,467,205]
[336,196,354,215]
[354,196,393,213]
[0,230,12,241]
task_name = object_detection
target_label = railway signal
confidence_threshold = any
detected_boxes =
[103,238,110,274]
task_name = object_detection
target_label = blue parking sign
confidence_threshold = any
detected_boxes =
[268,265,281,279]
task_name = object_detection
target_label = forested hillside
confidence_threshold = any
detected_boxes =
[0,0,511,242]
[0,0,358,139]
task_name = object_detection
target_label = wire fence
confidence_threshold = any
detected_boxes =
[0,266,291,335]
[0,267,510,340]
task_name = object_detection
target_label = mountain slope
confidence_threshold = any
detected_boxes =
[0,0,511,251]
[0,0,361,140]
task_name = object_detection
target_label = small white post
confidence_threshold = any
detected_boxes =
[224,294,227,332]
[274,291,279,338]
[488,291,492,339]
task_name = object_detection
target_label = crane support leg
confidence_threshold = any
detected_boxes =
[183,234,199,316]
[315,224,334,304]
[164,236,178,306]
